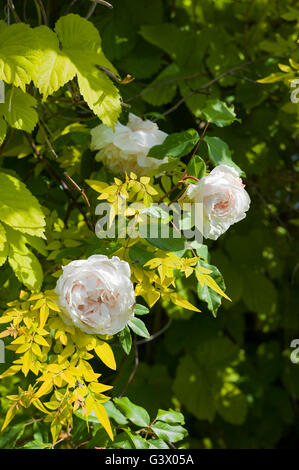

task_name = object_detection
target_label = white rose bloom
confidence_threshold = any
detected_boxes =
[54,255,135,336]
[90,113,168,176]
[183,164,250,240]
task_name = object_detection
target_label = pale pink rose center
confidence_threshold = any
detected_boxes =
[67,278,119,326]
[214,199,230,211]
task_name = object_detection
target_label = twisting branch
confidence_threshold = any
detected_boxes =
[96,66,135,85]
[86,1,113,19]
[6,0,21,23]
[158,120,209,203]
[25,132,93,231]
[36,0,48,25]
[38,122,92,212]
[65,0,79,14]
[157,61,258,120]
[119,336,139,398]
[64,172,91,210]
[89,0,113,8]
[136,319,173,346]
[127,72,209,103]
[190,120,210,157]
[0,128,16,157]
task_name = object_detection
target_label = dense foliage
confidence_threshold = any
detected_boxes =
[0,0,298,450]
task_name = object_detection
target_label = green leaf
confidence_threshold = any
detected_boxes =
[0,87,38,133]
[148,129,199,160]
[86,427,110,449]
[243,271,277,316]
[0,423,25,449]
[118,325,132,355]
[156,409,185,424]
[201,99,240,127]
[173,338,239,422]
[0,221,8,267]
[145,225,186,252]
[217,383,248,425]
[0,172,46,238]
[110,431,134,449]
[123,429,150,449]
[142,64,180,106]
[140,23,187,63]
[0,23,39,91]
[141,206,170,221]
[186,155,206,180]
[114,397,150,427]
[151,421,188,443]
[23,440,52,449]
[0,115,7,145]
[6,226,43,292]
[54,14,121,127]
[104,400,128,425]
[134,304,150,316]
[55,13,103,50]
[148,439,169,449]
[197,260,226,317]
[32,26,76,100]
[121,40,162,80]
[174,354,217,422]
[74,408,101,424]
[129,245,154,267]
[128,317,150,338]
[77,69,121,129]
[204,136,244,176]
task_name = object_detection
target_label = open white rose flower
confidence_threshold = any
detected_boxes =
[183,164,251,240]
[90,113,168,176]
[54,255,135,336]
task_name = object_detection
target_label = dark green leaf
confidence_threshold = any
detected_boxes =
[0,423,25,449]
[151,421,188,443]
[204,136,244,176]
[134,304,149,316]
[148,129,199,160]
[186,155,206,180]
[197,260,226,317]
[156,409,185,424]
[104,400,128,425]
[201,99,240,127]
[119,325,132,355]
[114,397,150,427]
[128,317,150,338]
